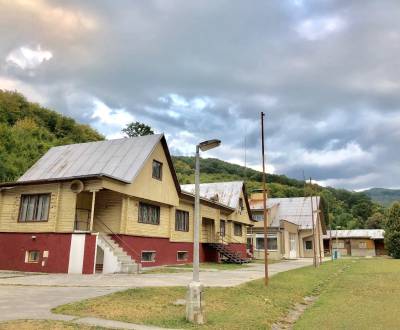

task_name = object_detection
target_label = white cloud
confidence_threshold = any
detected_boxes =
[6,45,53,70]
[91,99,134,139]
[296,16,345,41]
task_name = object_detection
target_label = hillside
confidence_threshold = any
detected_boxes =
[0,90,104,181]
[0,90,385,230]
[363,188,400,206]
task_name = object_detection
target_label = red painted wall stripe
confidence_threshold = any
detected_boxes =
[0,233,71,273]
[82,234,97,274]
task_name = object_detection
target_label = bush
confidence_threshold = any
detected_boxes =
[385,202,400,259]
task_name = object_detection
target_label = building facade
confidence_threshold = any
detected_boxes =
[0,135,253,274]
[247,192,326,261]
[323,229,386,257]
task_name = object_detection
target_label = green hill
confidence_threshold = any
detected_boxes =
[363,188,400,206]
[0,90,104,181]
[0,90,385,230]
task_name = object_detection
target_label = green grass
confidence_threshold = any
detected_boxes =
[54,260,346,329]
[0,320,105,329]
[294,258,400,330]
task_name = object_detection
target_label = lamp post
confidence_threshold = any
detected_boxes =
[186,139,221,324]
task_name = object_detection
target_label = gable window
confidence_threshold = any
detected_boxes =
[175,210,189,232]
[305,240,313,250]
[234,223,242,236]
[177,251,188,261]
[141,251,156,262]
[19,194,50,222]
[239,198,244,211]
[152,160,163,180]
[25,250,40,263]
[138,202,160,225]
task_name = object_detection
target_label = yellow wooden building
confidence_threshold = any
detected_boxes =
[0,134,253,274]
[247,192,326,261]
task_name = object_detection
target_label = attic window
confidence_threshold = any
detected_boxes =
[239,198,244,211]
[152,160,163,180]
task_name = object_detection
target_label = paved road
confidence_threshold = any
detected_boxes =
[0,259,314,323]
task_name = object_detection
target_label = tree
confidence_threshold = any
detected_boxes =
[122,122,154,137]
[385,202,400,258]
[366,212,385,229]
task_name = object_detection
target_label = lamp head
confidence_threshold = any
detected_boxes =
[198,139,221,151]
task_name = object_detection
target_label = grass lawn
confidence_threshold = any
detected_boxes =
[0,320,104,329]
[294,258,400,329]
[54,260,346,329]
[53,258,399,329]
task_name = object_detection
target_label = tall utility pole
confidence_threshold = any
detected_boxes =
[314,195,323,264]
[261,112,269,285]
[309,178,318,268]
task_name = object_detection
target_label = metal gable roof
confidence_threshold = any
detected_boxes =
[180,181,244,209]
[323,229,385,240]
[251,197,321,230]
[17,134,164,184]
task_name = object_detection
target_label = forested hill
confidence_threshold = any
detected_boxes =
[0,90,104,181]
[363,188,400,206]
[172,156,386,230]
[0,90,385,230]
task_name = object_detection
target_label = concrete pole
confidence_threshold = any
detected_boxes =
[186,145,205,324]
[193,145,200,282]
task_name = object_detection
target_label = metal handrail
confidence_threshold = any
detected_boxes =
[95,217,141,260]
[216,231,243,245]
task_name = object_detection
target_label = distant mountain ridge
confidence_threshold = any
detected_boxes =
[363,188,400,206]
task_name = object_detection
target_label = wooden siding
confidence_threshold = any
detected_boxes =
[170,200,194,243]
[93,190,122,233]
[0,182,76,233]
[123,197,171,238]
[101,142,179,206]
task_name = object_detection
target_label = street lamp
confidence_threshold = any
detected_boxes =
[186,139,221,324]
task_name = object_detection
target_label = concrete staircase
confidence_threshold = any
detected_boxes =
[97,233,140,274]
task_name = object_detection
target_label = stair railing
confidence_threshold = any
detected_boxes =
[95,217,141,261]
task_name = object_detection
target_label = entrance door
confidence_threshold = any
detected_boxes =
[289,233,297,259]
[202,218,215,243]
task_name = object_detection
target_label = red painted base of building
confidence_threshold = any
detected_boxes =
[111,234,247,267]
[0,232,96,274]
[0,232,247,273]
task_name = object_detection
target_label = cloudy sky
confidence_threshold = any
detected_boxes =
[1,0,400,190]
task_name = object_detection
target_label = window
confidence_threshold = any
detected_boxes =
[152,160,162,180]
[19,194,50,222]
[141,251,156,262]
[175,210,189,232]
[247,237,252,249]
[220,220,226,237]
[234,223,242,236]
[138,203,160,225]
[177,251,188,261]
[26,250,40,263]
[252,213,264,221]
[268,237,278,251]
[255,237,277,250]
[305,240,313,250]
[238,198,244,211]
[359,241,367,249]
[256,237,264,250]
[332,242,344,249]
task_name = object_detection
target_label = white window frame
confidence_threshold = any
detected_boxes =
[141,251,156,263]
[177,251,188,261]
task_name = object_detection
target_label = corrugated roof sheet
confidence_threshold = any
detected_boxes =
[251,197,320,230]
[323,229,384,240]
[180,181,244,209]
[18,134,163,184]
